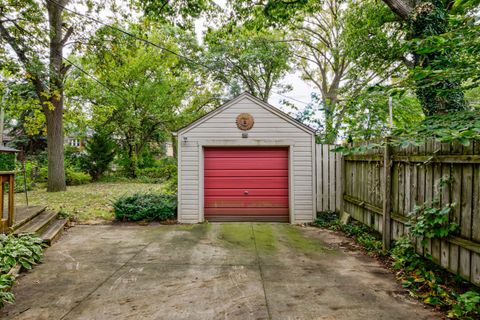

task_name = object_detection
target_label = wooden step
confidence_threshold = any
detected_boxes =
[13,211,57,235]
[12,206,47,231]
[40,218,68,245]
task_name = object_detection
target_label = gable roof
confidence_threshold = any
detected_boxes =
[175,92,316,136]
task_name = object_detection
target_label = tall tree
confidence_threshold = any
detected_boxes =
[204,25,291,101]
[290,0,404,142]
[69,23,207,177]
[0,0,73,191]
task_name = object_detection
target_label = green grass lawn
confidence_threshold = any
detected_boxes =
[14,182,165,223]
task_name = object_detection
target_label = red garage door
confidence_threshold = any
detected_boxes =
[204,147,289,222]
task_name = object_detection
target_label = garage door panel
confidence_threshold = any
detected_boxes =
[204,169,288,177]
[204,158,287,170]
[205,208,289,215]
[204,147,289,222]
[204,177,288,189]
[205,196,289,208]
[204,188,288,196]
[205,148,288,158]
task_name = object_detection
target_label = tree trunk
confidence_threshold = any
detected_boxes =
[45,0,68,192]
[45,102,66,192]
[127,143,138,178]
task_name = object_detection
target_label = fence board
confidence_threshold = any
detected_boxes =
[322,145,329,212]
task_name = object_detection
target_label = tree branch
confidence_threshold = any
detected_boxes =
[381,0,413,20]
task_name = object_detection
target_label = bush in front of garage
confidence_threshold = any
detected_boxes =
[112,193,177,222]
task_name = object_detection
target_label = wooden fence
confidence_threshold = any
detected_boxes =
[315,144,342,213]
[316,141,480,286]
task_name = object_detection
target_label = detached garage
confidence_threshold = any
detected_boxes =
[175,92,316,223]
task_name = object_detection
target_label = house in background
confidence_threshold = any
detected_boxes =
[164,142,174,157]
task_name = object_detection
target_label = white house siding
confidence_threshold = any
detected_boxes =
[177,94,315,223]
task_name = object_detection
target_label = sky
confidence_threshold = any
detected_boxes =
[194,0,317,112]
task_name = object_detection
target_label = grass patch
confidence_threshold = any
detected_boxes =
[15,182,165,223]
[252,224,276,254]
[218,223,255,250]
[279,225,325,253]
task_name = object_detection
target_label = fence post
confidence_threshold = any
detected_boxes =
[382,138,393,251]
[339,152,345,217]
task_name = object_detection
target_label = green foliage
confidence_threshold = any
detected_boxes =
[342,91,423,142]
[390,237,423,271]
[137,157,177,183]
[0,273,15,308]
[314,211,338,228]
[390,237,480,318]
[79,131,115,181]
[393,110,480,146]
[333,110,480,156]
[449,291,480,319]
[113,193,177,222]
[136,0,214,29]
[64,145,83,170]
[65,168,92,186]
[0,234,45,308]
[0,153,15,171]
[407,202,458,245]
[313,214,383,255]
[204,25,291,101]
[70,22,200,178]
[356,233,383,253]
[0,234,45,272]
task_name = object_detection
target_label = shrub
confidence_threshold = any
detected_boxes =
[113,193,176,222]
[137,158,177,182]
[66,168,92,186]
[0,153,15,171]
[314,211,339,228]
[64,145,83,169]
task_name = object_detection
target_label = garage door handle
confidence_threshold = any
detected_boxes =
[244,191,249,195]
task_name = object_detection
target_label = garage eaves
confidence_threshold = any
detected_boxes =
[173,92,317,136]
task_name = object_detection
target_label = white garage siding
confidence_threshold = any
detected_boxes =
[176,92,316,223]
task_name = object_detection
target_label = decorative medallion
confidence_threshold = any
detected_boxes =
[236,113,254,131]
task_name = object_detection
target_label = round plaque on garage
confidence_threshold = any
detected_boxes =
[236,113,254,131]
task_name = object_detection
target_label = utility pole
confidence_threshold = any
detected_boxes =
[0,105,4,146]
[388,96,393,129]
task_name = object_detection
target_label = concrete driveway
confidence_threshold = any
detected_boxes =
[2,224,440,320]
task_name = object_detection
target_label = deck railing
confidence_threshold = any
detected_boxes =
[0,171,15,233]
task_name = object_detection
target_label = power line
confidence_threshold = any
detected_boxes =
[6,18,130,103]
[271,91,310,105]
[46,0,205,68]
[46,0,310,107]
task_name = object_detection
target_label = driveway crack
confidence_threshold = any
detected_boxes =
[251,223,272,320]
[59,240,155,320]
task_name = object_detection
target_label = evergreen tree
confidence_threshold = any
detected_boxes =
[80,131,115,181]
